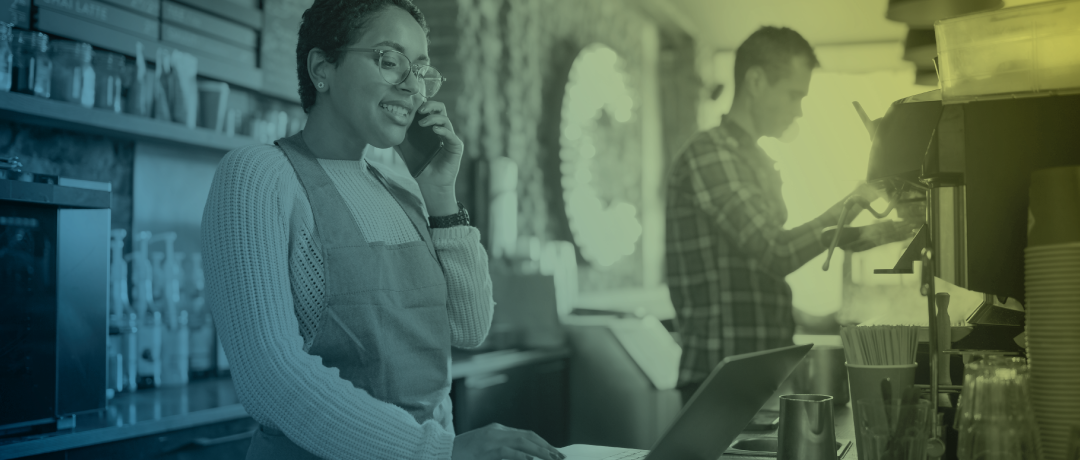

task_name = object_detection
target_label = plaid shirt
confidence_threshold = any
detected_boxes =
[665,115,845,386]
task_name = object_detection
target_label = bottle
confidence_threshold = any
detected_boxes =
[106,323,123,399]
[187,252,216,379]
[151,232,189,386]
[93,50,124,112]
[49,40,94,107]
[11,29,50,97]
[131,231,161,389]
[130,231,154,318]
[109,229,131,320]
[160,310,189,387]
[122,312,138,391]
[137,310,162,389]
[151,251,166,308]
[125,42,152,117]
[1,24,13,91]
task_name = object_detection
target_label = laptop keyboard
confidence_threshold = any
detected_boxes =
[600,451,648,460]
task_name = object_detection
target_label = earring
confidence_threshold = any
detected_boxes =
[317,82,325,89]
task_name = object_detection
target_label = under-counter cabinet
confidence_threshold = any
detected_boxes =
[450,356,568,447]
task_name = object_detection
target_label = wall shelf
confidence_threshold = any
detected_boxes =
[0,91,258,152]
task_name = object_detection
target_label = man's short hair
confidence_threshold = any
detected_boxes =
[733,26,820,95]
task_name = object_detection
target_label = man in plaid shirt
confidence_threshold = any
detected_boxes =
[666,27,901,402]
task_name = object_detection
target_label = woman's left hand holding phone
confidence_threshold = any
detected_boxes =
[411,99,464,217]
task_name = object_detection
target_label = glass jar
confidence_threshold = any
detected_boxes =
[1,24,12,92]
[93,50,125,112]
[50,39,94,107]
[11,29,50,97]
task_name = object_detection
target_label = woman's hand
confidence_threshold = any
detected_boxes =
[412,99,463,216]
[413,100,463,189]
[452,423,565,460]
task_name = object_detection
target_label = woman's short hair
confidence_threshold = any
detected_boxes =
[296,0,428,113]
[733,26,819,95]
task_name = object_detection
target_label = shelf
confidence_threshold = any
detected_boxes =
[0,377,248,459]
[0,91,258,152]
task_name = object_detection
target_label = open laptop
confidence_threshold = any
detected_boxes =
[558,343,813,460]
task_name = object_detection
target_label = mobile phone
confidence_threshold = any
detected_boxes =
[397,115,443,178]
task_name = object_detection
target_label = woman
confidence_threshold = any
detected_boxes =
[202,1,564,459]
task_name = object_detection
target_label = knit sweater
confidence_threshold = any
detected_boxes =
[201,142,494,460]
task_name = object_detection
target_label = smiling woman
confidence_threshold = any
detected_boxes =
[199,1,562,460]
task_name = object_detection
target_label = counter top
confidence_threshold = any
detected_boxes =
[727,404,857,459]
[0,347,570,459]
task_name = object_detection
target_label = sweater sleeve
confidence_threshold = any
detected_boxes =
[431,226,495,349]
[201,146,455,460]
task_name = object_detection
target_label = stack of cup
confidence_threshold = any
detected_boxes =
[1025,165,1080,460]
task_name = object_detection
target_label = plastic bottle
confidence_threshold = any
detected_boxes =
[161,310,189,387]
[109,229,131,320]
[149,232,189,386]
[130,231,154,318]
[130,231,161,389]
[137,310,162,389]
[122,312,138,391]
[1,24,13,92]
[187,252,216,379]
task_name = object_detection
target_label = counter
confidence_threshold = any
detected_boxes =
[0,347,570,459]
[726,404,857,459]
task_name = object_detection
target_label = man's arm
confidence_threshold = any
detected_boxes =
[687,141,846,277]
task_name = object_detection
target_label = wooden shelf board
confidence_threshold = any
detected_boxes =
[0,91,258,152]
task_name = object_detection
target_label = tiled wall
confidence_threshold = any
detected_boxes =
[0,121,134,239]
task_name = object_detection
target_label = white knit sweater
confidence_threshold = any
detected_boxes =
[201,143,494,460]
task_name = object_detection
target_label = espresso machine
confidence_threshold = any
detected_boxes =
[1,173,111,436]
[864,88,1080,458]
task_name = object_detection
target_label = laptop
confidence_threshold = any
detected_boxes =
[558,343,813,460]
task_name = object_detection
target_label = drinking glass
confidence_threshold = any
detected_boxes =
[955,355,1042,460]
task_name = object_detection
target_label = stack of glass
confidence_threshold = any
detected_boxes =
[955,356,1041,460]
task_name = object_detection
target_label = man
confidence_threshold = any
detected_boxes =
[665,26,915,403]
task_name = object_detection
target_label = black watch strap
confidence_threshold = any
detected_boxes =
[429,202,470,228]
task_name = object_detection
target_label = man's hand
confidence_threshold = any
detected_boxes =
[851,182,881,205]
[452,423,564,460]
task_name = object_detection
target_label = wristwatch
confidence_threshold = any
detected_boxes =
[429,202,470,228]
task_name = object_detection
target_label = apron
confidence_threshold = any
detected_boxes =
[245,133,454,459]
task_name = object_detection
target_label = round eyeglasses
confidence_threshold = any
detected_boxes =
[343,48,445,99]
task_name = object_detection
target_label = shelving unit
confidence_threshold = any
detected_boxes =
[0,91,259,152]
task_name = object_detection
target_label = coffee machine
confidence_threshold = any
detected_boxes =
[1,174,111,435]
[865,88,1080,458]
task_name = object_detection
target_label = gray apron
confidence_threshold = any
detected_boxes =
[245,133,454,459]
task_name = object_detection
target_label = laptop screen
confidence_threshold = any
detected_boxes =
[647,344,812,460]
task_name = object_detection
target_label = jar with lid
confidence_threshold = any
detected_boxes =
[10,29,50,97]
[1,24,12,92]
[93,50,125,112]
[50,40,94,107]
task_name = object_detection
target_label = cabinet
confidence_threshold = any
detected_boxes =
[451,357,568,447]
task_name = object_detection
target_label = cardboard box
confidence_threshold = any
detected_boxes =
[162,1,257,48]
[34,0,159,40]
[161,23,256,67]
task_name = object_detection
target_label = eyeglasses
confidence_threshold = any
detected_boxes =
[343,48,445,99]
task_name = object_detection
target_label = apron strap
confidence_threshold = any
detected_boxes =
[276,133,371,247]
[365,163,439,262]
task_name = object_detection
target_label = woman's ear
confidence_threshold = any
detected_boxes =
[308,48,331,91]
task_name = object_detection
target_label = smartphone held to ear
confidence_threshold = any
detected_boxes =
[396,116,443,178]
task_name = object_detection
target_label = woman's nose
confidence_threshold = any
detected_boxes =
[397,68,423,95]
